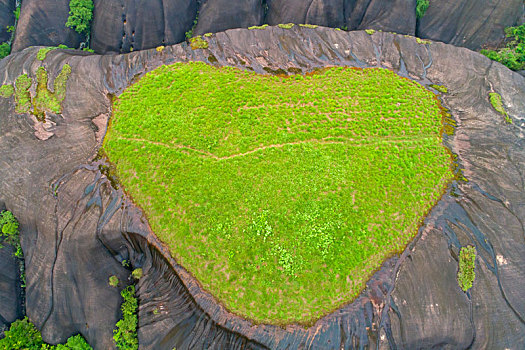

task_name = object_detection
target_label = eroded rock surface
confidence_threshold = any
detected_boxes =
[4,0,524,53]
[11,0,81,52]
[0,26,524,349]
[90,0,197,54]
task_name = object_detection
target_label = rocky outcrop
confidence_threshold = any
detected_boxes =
[90,0,197,54]
[11,0,81,52]
[417,0,525,50]
[346,0,416,34]
[0,26,524,349]
[6,0,525,54]
[266,0,345,28]
[194,0,264,36]
[0,0,14,43]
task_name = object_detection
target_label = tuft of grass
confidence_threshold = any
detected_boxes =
[299,24,318,29]
[365,29,375,35]
[204,32,213,37]
[429,84,448,94]
[14,74,32,114]
[189,36,208,50]
[104,62,454,325]
[278,23,295,29]
[0,84,14,98]
[416,37,431,44]
[489,92,512,123]
[457,245,476,292]
[248,24,268,30]
[131,268,143,279]
[416,0,429,19]
[156,46,165,53]
[36,47,58,61]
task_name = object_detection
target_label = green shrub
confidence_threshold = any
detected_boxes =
[189,36,208,50]
[457,245,476,291]
[0,210,20,253]
[481,24,525,71]
[109,275,119,287]
[0,42,11,59]
[131,268,143,280]
[0,317,92,350]
[0,84,14,98]
[0,317,42,349]
[113,286,138,350]
[66,0,94,36]
[416,0,429,19]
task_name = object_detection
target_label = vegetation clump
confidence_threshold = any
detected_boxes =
[248,24,268,30]
[429,84,448,94]
[104,62,453,324]
[416,0,430,19]
[365,29,375,35]
[0,317,92,349]
[278,23,295,29]
[37,47,58,61]
[189,36,208,50]
[0,84,14,98]
[489,92,512,123]
[457,245,476,292]
[14,74,32,114]
[66,0,94,36]
[109,275,119,287]
[481,24,525,71]
[299,24,318,29]
[113,286,138,350]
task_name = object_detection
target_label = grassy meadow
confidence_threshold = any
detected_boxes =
[103,62,453,324]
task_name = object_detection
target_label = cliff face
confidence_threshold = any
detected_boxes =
[0,26,524,349]
[4,0,524,54]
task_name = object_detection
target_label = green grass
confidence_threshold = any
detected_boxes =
[457,245,476,292]
[103,62,453,324]
[489,92,512,123]
[365,29,375,35]
[299,24,318,29]
[248,24,268,30]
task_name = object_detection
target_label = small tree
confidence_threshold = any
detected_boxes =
[66,0,94,37]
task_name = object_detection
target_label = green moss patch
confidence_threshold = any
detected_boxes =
[248,24,268,30]
[36,47,58,61]
[489,92,512,124]
[457,245,476,291]
[104,62,453,324]
[278,23,295,29]
[299,24,318,29]
[14,74,32,114]
[429,84,448,94]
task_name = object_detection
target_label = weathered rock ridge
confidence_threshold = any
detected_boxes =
[3,0,525,54]
[0,26,524,349]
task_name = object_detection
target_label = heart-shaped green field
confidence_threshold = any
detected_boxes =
[104,62,453,324]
